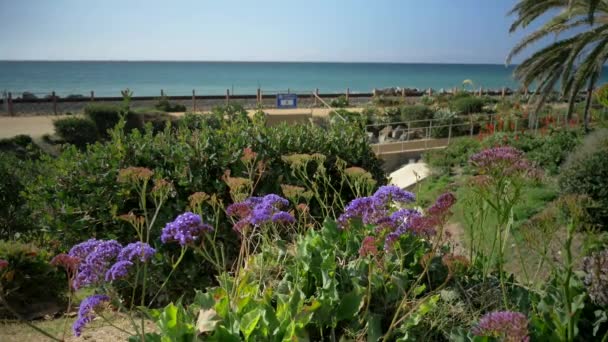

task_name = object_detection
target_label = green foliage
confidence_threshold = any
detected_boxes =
[373,95,402,107]
[483,129,582,175]
[559,129,608,227]
[423,137,482,174]
[400,105,434,123]
[0,241,65,319]
[0,153,39,240]
[53,117,98,148]
[24,108,384,302]
[451,96,485,114]
[84,104,122,138]
[329,109,369,126]
[330,95,349,108]
[155,96,187,112]
[595,83,608,108]
[0,135,42,160]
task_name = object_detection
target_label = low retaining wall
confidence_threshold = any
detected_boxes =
[0,93,373,116]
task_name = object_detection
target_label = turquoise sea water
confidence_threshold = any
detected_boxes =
[1,61,605,97]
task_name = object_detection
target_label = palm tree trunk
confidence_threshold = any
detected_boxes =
[583,83,595,132]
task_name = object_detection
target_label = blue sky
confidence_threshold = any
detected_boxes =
[0,0,540,64]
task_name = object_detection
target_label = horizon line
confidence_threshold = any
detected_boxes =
[0,59,513,66]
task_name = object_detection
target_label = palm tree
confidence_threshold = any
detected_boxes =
[507,0,607,131]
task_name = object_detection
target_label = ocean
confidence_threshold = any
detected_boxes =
[0,61,593,98]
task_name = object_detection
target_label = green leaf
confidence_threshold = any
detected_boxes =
[336,290,364,322]
[366,314,383,342]
[128,333,162,342]
[208,326,241,342]
[240,308,263,341]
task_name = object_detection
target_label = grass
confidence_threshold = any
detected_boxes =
[413,174,454,208]
[417,171,567,284]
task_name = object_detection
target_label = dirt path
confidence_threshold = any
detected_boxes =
[0,107,364,139]
[0,115,72,139]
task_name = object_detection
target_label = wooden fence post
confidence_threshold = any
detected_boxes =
[192,89,196,112]
[287,88,290,94]
[226,89,230,103]
[427,88,432,96]
[161,89,164,97]
[7,92,14,116]
[52,91,57,115]
[478,87,483,97]
[90,91,95,102]
[346,88,350,102]
[501,87,506,98]
[314,88,319,106]
[372,88,377,97]
[401,88,405,99]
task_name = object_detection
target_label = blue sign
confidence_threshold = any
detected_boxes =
[276,93,297,108]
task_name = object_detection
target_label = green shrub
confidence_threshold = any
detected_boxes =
[373,95,401,107]
[0,241,65,319]
[423,137,482,174]
[84,104,122,138]
[126,109,177,133]
[26,109,385,300]
[330,95,349,108]
[483,129,581,174]
[0,154,38,240]
[155,97,187,112]
[179,113,221,130]
[400,105,434,128]
[451,97,485,114]
[559,129,608,227]
[0,135,42,159]
[53,117,98,148]
[329,109,366,125]
[420,95,435,106]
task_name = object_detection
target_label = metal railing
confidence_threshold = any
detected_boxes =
[369,113,578,155]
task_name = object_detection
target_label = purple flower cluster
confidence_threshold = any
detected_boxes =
[384,209,422,250]
[472,311,530,342]
[226,194,294,233]
[469,146,533,177]
[104,242,156,281]
[161,212,213,246]
[373,185,416,204]
[105,260,134,281]
[69,239,122,289]
[73,294,110,336]
[583,249,608,306]
[68,239,157,286]
[338,186,416,230]
[118,242,156,263]
[427,192,456,217]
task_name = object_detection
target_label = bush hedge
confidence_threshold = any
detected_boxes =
[25,108,385,301]
[53,117,98,148]
[330,95,349,108]
[0,241,65,319]
[84,104,122,138]
[451,96,485,114]
[400,104,434,123]
[155,97,187,112]
[559,129,608,227]
[423,137,482,173]
[484,129,581,174]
